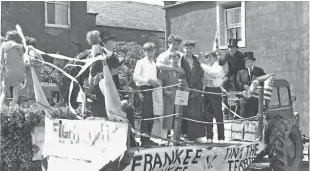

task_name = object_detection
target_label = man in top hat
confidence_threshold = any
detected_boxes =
[237,52,265,118]
[91,30,122,90]
[90,30,122,118]
[219,39,246,118]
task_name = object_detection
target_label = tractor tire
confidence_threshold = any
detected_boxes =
[269,119,303,171]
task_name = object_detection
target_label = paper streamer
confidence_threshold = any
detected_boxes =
[33,59,84,116]
[30,67,52,118]
[100,64,128,122]
[15,24,121,120]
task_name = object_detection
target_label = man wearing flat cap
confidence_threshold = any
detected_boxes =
[237,52,265,118]
[219,39,246,118]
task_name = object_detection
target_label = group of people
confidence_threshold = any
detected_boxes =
[0,27,266,148]
[0,30,43,108]
[131,35,266,147]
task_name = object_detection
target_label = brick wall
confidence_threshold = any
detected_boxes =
[1,1,97,58]
[166,1,309,135]
[96,25,165,56]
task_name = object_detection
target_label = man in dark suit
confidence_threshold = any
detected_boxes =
[219,39,246,118]
[237,52,265,118]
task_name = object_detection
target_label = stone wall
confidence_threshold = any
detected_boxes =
[166,1,309,135]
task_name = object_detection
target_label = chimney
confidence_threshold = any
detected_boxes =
[163,1,177,7]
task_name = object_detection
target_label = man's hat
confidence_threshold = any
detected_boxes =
[243,52,256,61]
[227,39,239,48]
[100,30,116,42]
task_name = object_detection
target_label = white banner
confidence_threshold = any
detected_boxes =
[43,118,128,171]
[123,142,265,171]
[32,126,45,161]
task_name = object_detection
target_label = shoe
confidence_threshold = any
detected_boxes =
[206,139,213,143]
[195,137,207,143]
[168,130,174,137]
[180,134,187,141]
[218,139,225,144]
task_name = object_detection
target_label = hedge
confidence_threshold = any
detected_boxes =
[0,105,78,171]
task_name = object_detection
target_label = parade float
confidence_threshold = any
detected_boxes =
[0,25,306,171]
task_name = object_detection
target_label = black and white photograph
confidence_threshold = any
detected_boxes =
[0,1,309,171]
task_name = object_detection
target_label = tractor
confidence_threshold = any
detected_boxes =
[258,79,303,170]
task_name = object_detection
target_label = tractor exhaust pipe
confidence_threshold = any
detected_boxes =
[257,86,264,141]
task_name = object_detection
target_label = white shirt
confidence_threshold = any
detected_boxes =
[248,67,254,76]
[201,61,225,88]
[156,50,182,67]
[133,57,157,86]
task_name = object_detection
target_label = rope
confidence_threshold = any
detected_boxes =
[185,87,245,97]
[118,83,181,93]
[181,117,251,124]
[131,126,186,145]
[135,113,180,121]
[222,102,244,119]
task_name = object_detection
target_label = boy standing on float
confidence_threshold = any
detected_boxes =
[156,34,184,73]
[133,42,161,147]
[200,52,226,143]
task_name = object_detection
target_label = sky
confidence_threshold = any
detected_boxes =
[129,0,164,6]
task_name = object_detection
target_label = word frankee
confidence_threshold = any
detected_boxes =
[131,148,203,171]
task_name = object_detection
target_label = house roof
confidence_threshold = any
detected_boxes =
[87,1,165,32]
[163,1,192,9]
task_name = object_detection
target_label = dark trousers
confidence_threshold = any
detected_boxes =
[90,85,107,118]
[222,74,236,118]
[123,106,138,147]
[140,85,154,143]
[204,87,225,140]
[240,97,258,118]
[181,106,188,135]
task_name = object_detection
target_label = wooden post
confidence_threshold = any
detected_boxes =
[173,79,185,145]
[257,86,264,140]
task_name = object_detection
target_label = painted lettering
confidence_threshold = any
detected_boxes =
[131,155,142,171]
[174,167,182,171]
[192,149,202,164]
[163,151,175,167]
[144,154,153,171]
[153,153,163,169]
[173,149,184,164]
[225,148,230,160]
[228,160,234,171]
[183,149,193,165]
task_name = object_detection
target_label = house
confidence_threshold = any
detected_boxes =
[87,1,165,55]
[164,1,309,135]
[1,1,97,60]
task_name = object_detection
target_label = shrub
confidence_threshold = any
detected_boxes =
[0,105,78,171]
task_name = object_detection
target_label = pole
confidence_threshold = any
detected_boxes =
[173,79,185,145]
[257,86,264,140]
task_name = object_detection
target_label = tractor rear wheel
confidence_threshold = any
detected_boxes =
[269,119,303,171]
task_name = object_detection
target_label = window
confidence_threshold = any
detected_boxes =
[159,38,165,50]
[216,1,245,49]
[45,1,71,28]
[269,87,279,107]
[279,88,290,106]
